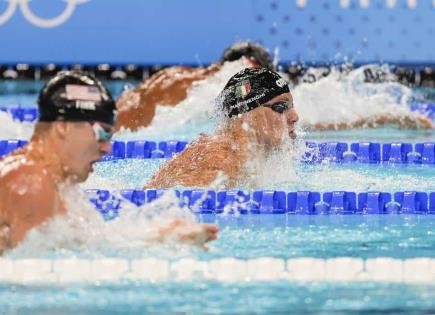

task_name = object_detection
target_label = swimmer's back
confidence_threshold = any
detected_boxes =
[144,134,245,189]
[115,65,220,131]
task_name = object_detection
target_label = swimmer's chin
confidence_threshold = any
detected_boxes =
[70,163,96,182]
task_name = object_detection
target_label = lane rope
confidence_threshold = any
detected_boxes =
[0,257,434,284]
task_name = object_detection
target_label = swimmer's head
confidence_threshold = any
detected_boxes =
[38,70,117,126]
[219,67,291,118]
[218,67,298,146]
[37,71,115,182]
[220,41,274,70]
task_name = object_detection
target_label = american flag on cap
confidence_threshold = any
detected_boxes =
[65,84,102,102]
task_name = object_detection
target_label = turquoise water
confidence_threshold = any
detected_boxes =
[1,282,435,315]
[1,216,434,314]
[1,80,435,314]
[91,159,435,191]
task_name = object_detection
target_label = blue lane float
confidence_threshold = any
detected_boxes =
[0,140,28,156]
[3,139,435,164]
[3,102,435,123]
[0,106,39,122]
[73,140,435,164]
[85,189,435,220]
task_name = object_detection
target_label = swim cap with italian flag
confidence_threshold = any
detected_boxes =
[219,67,289,117]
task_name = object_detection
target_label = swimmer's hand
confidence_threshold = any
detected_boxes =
[310,114,434,130]
[415,116,434,129]
[158,219,218,250]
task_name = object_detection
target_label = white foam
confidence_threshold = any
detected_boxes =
[9,185,195,257]
[293,65,414,128]
[112,64,421,144]
[115,60,246,141]
[0,257,433,284]
[0,65,424,143]
[0,111,34,140]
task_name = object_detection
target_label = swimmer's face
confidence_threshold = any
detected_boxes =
[62,122,113,182]
[247,92,298,148]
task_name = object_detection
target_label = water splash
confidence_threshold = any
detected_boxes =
[0,111,34,139]
[114,64,421,142]
[9,184,198,258]
[114,60,247,141]
[293,65,414,127]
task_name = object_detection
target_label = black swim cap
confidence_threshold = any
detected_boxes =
[38,71,116,126]
[220,41,274,70]
[219,67,290,118]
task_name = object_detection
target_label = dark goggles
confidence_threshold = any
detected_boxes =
[263,100,293,114]
[91,121,114,142]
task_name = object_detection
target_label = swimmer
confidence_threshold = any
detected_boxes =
[145,67,298,189]
[0,71,218,254]
[116,40,432,132]
[308,114,433,130]
[115,41,274,131]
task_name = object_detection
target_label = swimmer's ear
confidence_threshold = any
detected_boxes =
[52,121,69,139]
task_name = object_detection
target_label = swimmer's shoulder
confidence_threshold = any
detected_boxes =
[0,157,56,197]
[0,162,61,249]
[165,135,234,174]
[175,134,230,158]
[144,135,229,188]
[0,153,30,178]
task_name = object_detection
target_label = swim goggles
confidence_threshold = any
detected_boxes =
[263,100,293,114]
[91,121,114,142]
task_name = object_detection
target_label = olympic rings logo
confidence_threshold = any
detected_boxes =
[0,0,91,28]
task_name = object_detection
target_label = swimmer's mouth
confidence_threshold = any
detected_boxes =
[89,159,101,170]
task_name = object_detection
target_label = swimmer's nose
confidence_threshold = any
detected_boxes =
[288,108,299,124]
[99,141,112,155]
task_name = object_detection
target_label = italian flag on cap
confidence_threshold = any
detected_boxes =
[235,80,251,98]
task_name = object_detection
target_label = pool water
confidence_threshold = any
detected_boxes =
[1,65,435,314]
[88,159,435,191]
[1,281,434,315]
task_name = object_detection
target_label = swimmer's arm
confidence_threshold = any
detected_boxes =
[312,114,433,130]
[156,219,218,250]
[1,167,59,248]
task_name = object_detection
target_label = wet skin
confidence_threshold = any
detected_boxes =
[0,122,218,252]
[145,92,299,189]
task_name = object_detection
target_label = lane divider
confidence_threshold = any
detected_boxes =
[2,139,435,164]
[86,189,435,220]
[2,102,434,123]
[0,257,433,284]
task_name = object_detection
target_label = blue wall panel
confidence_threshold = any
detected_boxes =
[254,0,435,64]
[0,0,253,64]
[0,0,435,65]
